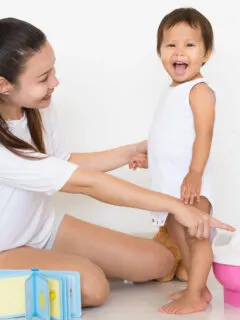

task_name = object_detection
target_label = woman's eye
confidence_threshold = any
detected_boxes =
[40,76,48,83]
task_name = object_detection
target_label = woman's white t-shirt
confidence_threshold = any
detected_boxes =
[0,107,78,253]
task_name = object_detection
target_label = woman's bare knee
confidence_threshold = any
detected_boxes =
[147,245,174,280]
[0,246,110,307]
[81,265,110,307]
[132,243,174,282]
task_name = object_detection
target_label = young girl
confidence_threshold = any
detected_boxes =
[0,17,233,309]
[130,7,222,315]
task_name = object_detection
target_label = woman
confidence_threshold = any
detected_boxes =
[0,17,234,307]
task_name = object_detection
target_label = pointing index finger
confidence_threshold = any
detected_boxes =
[210,217,235,232]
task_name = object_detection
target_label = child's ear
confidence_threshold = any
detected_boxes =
[203,49,212,64]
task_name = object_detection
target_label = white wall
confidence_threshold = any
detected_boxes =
[2,0,240,233]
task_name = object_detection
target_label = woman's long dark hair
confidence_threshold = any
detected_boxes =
[0,17,47,159]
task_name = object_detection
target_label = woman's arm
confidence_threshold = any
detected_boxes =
[68,141,147,172]
[61,168,235,238]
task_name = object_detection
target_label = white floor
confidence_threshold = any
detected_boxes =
[14,273,240,320]
[81,273,240,320]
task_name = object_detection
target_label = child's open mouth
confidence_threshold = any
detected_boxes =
[173,62,188,76]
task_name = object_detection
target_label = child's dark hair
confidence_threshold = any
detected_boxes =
[0,17,47,159]
[157,8,214,55]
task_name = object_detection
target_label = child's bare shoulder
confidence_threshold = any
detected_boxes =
[190,82,215,109]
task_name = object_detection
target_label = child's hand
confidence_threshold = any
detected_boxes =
[181,170,202,205]
[129,154,148,170]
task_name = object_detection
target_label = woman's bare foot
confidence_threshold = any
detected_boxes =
[168,287,212,303]
[159,293,208,314]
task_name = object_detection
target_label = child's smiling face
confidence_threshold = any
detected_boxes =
[160,22,211,85]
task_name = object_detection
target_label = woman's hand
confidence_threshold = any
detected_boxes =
[129,140,148,170]
[135,140,148,155]
[171,201,235,239]
[129,154,148,170]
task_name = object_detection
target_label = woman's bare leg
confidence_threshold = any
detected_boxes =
[0,246,109,307]
[52,214,174,282]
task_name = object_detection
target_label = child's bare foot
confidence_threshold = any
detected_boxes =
[159,293,207,314]
[168,287,212,303]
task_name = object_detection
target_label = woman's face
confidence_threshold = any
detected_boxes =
[6,41,59,109]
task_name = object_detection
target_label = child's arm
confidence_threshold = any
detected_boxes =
[181,83,215,205]
[189,83,215,174]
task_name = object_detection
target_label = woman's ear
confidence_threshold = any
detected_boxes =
[0,77,12,95]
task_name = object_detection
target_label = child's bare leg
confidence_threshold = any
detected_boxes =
[166,214,190,268]
[165,214,190,300]
[160,197,213,314]
[167,212,212,302]
[185,197,213,301]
